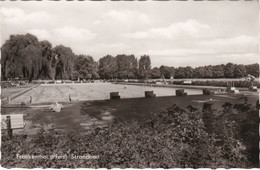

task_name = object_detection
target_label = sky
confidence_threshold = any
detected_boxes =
[0,1,259,68]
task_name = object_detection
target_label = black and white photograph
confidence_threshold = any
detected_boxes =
[1,0,259,168]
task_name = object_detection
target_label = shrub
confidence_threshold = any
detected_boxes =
[2,103,256,168]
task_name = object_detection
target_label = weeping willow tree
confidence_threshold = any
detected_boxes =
[39,40,53,79]
[1,34,42,82]
[1,34,76,81]
[52,45,75,80]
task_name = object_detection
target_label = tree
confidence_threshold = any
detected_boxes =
[185,66,194,78]
[159,66,175,79]
[20,44,42,81]
[174,66,194,79]
[2,33,259,82]
[212,65,225,78]
[52,45,75,80]
[138,55,151,79]
[99,55,117,79]
[203,65,213,78]
[175,67,186,78]
[1,34,42,82]
[39,40,53,79]
[73,55,99,80]
[194,67,204,78]
[245,63,259,77]
[224,63,235,78]
[115,54,138,79]
[1,34,76,81]
[234,64,247,78]
[150,67,161,79]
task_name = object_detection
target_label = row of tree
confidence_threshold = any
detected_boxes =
[156,63,259,79]
[1,34,259,81]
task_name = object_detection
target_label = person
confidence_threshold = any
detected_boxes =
[246,74,255,88]
[49,101,63,112]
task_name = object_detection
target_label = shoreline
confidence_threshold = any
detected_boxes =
[113,82,252,91]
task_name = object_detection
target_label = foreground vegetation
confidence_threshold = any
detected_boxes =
[2,97,258,168]
[1,34,259,81]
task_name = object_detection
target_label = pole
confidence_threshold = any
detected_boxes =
[6,116,12,139]
[108,120,112,135]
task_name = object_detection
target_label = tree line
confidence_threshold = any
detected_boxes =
[1,34,259,82]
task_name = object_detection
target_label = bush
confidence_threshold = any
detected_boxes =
[2,103,256,168]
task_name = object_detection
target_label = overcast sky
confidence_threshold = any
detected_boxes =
[0,1,259,67]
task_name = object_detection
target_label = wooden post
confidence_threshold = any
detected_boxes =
[69,94,71,102]
[6,116,12,139]
[30,96,32,104]
[108,121,112,134]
